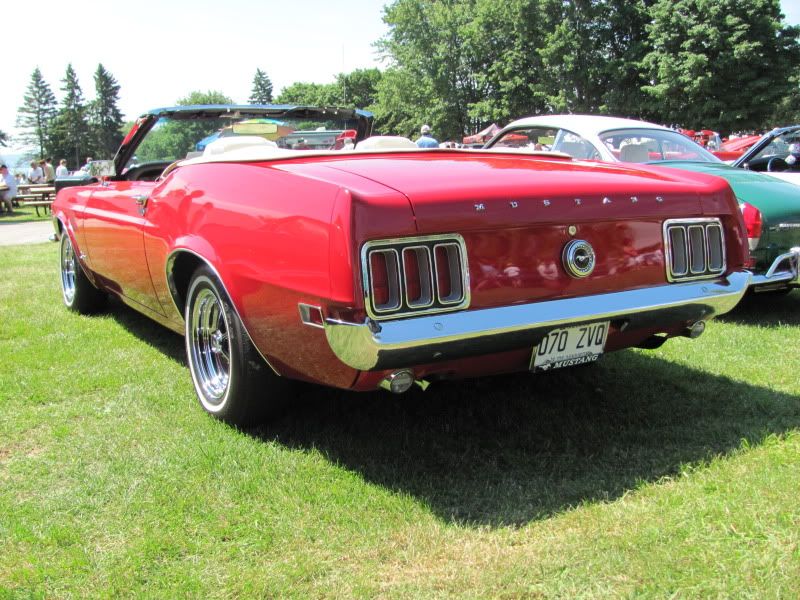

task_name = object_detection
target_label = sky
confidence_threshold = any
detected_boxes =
[1,0,390,152]
[2,0,800,154]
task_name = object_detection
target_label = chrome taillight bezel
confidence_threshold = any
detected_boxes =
[663,218,726,282]
[362,234,470,320]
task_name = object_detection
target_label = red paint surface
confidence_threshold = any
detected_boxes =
[54,150,746,390]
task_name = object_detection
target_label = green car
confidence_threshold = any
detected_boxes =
[486,115,800,293]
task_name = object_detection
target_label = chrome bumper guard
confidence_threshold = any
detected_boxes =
[749,247,800,288]
[324,270,751,371]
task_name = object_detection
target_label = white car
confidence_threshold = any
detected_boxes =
[485,114,800,295]
[484,114,722,164]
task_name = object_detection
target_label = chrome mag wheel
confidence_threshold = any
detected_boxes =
[60,234,77,305]
[188,286,231,407]
[184,265,290,425]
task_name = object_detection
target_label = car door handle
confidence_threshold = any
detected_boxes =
[133,195,149,205]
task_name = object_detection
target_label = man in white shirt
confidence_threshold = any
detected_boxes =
[55,159,69,178]
[1,164,17,214]
[27,160,44,183]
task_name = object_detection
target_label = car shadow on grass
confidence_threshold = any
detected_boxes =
[105,296,186,364]
[253,352,799,527]
[718,289,800,327]
[105,296,800,528]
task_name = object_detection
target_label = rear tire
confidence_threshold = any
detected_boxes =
[184,266,289,426]
[60,233,106,313]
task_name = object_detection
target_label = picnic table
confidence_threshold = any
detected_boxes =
[0,183,56,216]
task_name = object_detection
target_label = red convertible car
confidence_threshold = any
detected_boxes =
[54,105,751,425]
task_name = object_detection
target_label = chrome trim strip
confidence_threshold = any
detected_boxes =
[164,248,281,376]
[750,247,800,287]
[325,270,751,371]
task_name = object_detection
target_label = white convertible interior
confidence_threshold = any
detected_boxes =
[355,136,416,150]
[202,136,278,156]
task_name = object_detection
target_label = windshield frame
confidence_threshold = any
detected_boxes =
[113,104,374,174]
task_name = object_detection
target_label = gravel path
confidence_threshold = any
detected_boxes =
[0,220,55,246]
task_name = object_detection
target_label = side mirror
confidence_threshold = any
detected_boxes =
[88,160,116,179]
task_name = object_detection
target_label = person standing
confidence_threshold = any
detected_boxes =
[27,160,45,183]
[42,158,56,183]
[55,159,69,178]
[415,124,439,148]
[0,164,16,214]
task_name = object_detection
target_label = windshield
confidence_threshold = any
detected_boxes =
[126,113,362,170]
[749,130,800,162]
[488,126,601,160]
[599,128,720,164]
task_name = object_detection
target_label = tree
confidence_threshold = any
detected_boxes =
[336,68,382,108]
[0,130,8,147]
[466,0,554,127]
[16,67,58,158]
[177,90,234,105]
[377,0,484,141]
[642,0,800,133]
[538,0,654,117]
[49,64,92,169]
[89,64,124,159]
[276,81,340,105]
[275,69,381,109]
[135,91,234,162]
[249,68,274,104]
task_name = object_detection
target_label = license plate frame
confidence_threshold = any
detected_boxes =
[531,321,609,372]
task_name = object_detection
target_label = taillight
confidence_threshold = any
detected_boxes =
[402,246,433,308]
[363,235,468,319]
[740,202,762,251]
[664,219,726,281]
[434,243,464,304]
[368,249,401,312]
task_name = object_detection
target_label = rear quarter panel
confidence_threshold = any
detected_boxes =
[144,160,414,388]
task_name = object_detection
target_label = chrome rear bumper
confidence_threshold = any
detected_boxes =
[750,247,800,289]
[324,270,751,371]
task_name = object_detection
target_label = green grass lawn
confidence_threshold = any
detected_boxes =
[0,205,53,224]
[1,243,798,598]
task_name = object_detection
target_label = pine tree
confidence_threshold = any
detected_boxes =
[89,64,124,159]
[16,67,57,158]
[49,64,92,170]
[248,69,274,104]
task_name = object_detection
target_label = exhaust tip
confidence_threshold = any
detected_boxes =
[686,320,706,339]
[380,370,415,394]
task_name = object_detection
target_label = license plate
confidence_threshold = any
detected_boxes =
[531,322,609,372]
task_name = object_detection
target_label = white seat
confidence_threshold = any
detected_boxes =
[355,136,417,150]
[556,141,588,158]
[619,143,651,163]
[203,136,277,157]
